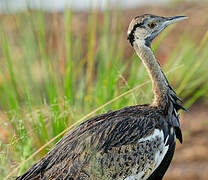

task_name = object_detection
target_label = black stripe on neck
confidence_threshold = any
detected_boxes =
[127,22,144,46]
[144,36,152,48]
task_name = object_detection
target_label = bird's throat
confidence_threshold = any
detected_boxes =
[134,42,169,107]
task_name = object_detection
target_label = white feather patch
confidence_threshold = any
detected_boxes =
[124,129,170,180]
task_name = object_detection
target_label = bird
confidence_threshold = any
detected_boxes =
[17,14,187,180]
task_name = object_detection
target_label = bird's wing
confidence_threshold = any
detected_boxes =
[90,114,171,180]
[16,105,171,180]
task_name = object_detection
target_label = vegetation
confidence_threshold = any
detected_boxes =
[0,7,208,180]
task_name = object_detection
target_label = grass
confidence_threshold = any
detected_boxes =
[0,7,208,180]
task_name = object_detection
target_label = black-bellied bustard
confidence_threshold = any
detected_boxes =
[17,14,187,180]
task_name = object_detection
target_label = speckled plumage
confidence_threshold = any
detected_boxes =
[17,14,187,180]
[17,105,179,180]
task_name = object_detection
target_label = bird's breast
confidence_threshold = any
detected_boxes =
[120,128,171,180]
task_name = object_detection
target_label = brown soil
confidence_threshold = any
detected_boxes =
[165,104,208,180]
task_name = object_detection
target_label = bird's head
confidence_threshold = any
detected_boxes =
[127,14,187,47]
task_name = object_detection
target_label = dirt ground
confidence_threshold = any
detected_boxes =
[165,104,208,180]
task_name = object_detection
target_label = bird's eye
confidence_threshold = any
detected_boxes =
[148,22,157,29]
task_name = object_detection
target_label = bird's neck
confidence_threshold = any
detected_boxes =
[134,41,169,107]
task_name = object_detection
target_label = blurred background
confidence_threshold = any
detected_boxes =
[0,0,208,179]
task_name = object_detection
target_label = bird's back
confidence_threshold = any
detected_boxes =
[17,104,177,180]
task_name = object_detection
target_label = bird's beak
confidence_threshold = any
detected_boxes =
[164,16,188,26]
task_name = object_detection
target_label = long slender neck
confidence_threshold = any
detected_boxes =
[134,41,169,107]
